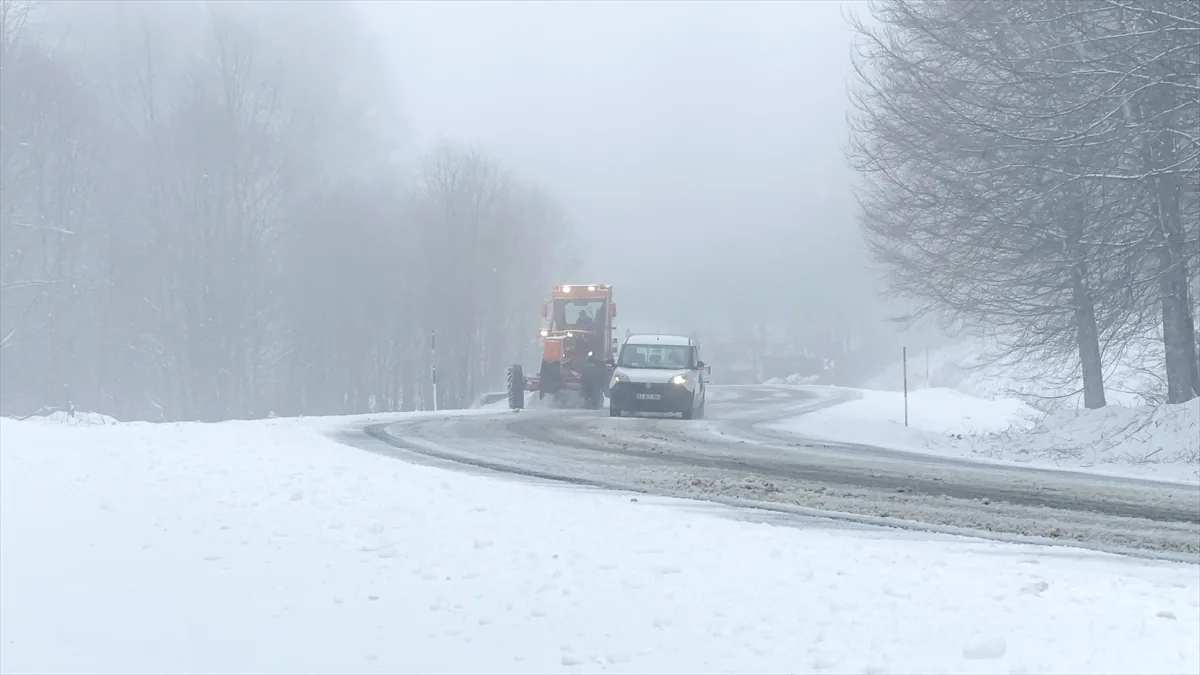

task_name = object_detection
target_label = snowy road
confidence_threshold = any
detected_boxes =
[342,386,1200,559]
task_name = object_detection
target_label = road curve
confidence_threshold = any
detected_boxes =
[350,385,1200,561]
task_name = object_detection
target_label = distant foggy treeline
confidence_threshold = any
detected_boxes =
[848,0,1199,406]
[0,0,572,421]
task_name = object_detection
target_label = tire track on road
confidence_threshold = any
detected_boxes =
[355,385,1200,559]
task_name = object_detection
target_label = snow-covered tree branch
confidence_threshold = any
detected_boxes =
[846,0,1199,407]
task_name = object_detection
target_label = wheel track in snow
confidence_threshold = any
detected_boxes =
[355,385,1200,561]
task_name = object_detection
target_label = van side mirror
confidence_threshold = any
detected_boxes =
[541,302,549,320]
[606,358,615,368]
[609,303,617,318]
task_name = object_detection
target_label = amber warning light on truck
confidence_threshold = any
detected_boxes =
[556,284,608,294]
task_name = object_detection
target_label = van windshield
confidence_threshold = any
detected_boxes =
[617,344,692,369]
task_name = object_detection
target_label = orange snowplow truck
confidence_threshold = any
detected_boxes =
[506,284,617,410]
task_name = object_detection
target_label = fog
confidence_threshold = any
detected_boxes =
[0,0,926,421]
[362,0,876,335]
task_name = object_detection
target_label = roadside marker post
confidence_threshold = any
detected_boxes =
[431,329,438,412]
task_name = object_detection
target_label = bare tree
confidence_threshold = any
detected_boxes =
[1092,0,1199,402]
[0,0,35,57]
[0,1,580,422]
[846,0,1198,408]
[0,9,103,414]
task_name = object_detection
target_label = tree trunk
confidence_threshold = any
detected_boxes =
[1070,261,1107,409]
[1159,249,1198,404]
[1149,129,1199,404]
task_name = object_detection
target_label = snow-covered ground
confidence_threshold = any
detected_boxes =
[864,334,1167,410]
[3,413,1199,674]
[788,334,1200,484]
[763,373,819,386]
[771,387,1200,485]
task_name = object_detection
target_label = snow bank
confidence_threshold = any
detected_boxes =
[805,387,1044,436]
[864,335,1166,410]
[3,415,1199,673]
[775,388,1200,484]
[769,386,1040,454]
[849,335,1199,482]
[13,410,121,426]
[993,401,1200,472]
[762,373,819,386]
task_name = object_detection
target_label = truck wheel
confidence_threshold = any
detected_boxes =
[539,360,561,396]
[582,362,604,409]
[507,364,525,410]
[609,403,622,418]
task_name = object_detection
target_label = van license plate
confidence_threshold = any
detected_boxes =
[636,393,661,400]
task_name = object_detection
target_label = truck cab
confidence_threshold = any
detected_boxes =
[508,284,618,410]
[542,284,617,367]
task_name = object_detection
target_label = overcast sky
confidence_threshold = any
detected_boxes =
[355,0,882,335]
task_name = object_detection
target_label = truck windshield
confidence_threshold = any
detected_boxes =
[618,344,692,369]
[556,298,606,329]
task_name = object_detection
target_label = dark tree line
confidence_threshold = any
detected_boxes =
[0,0,573,421]
[847,0,1199,407]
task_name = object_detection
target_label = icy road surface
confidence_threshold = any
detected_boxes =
[349,386,1200,559]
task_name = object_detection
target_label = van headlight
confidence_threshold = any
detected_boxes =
[612,372,628,384]
[669,375,686,385]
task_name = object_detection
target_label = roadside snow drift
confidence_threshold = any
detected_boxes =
[864,336,1167,409]
[774,387,1200,484]
[2,414,1199,674]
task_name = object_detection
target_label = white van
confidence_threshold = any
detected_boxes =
[607,334,710,419]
